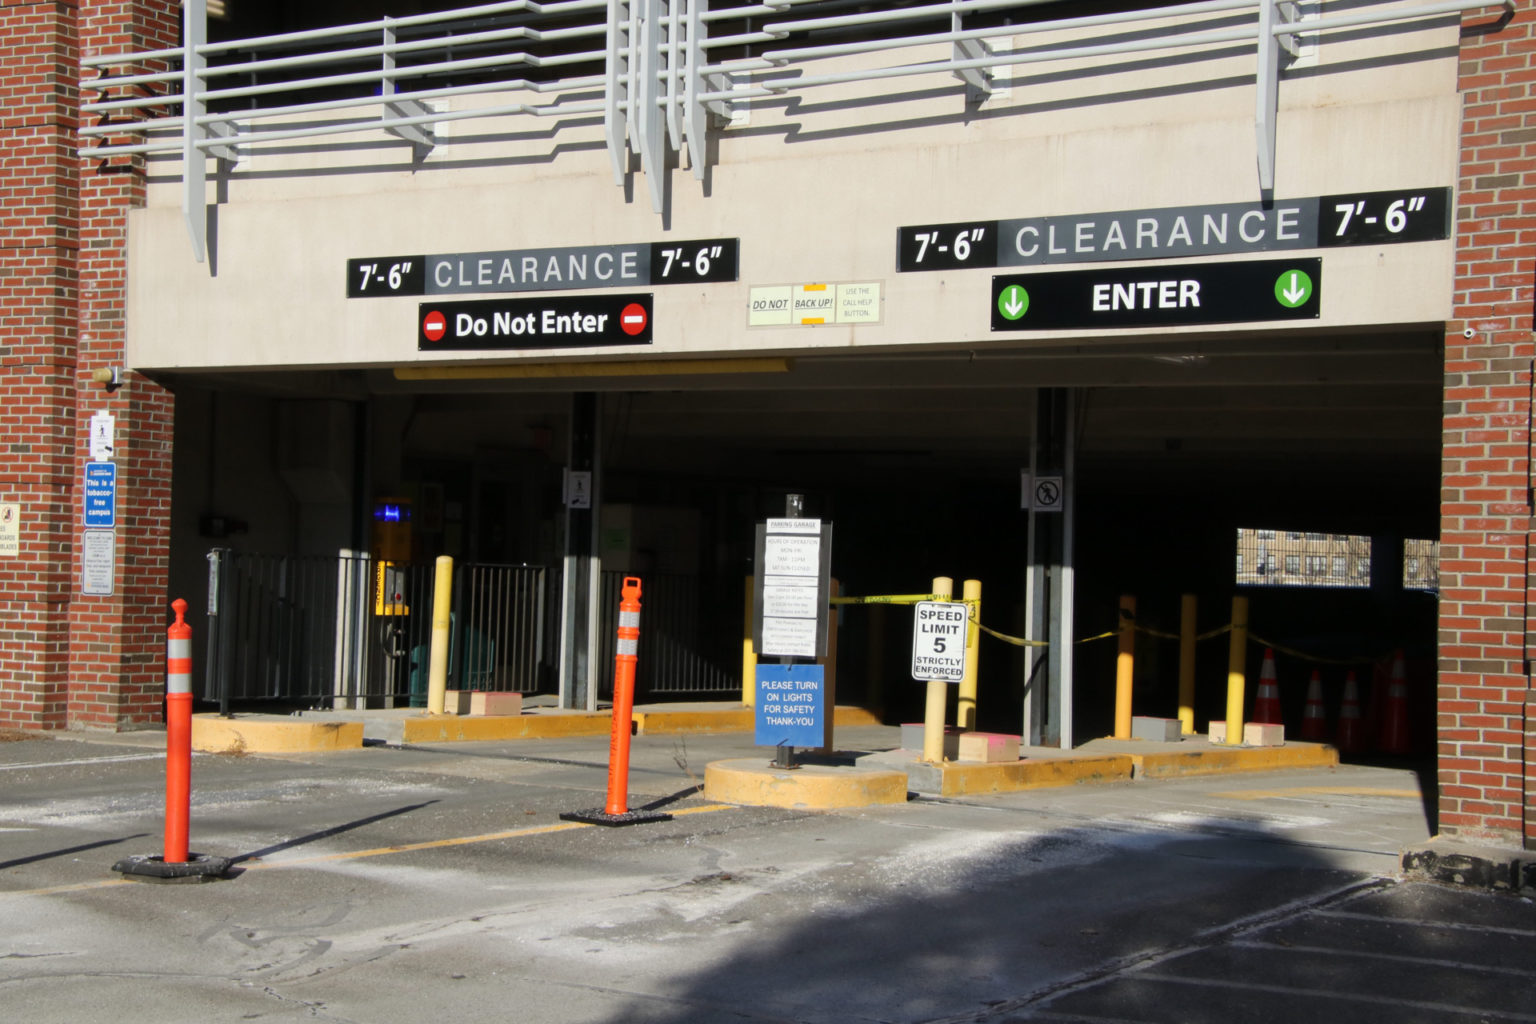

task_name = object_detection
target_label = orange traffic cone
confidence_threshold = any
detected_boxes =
[1300,670,1327,741]
[1378,650,1411,755]
[1253,648,1283,725]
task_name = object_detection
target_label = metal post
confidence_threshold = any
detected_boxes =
[559,392,599,710]
[1178,594,1197,734]
[742,574,756,707]
[958,578,981,730]
[922,577,954,764]
[426,555,453,714]
[1225,595,1249,745]
[1114,595,1135,739]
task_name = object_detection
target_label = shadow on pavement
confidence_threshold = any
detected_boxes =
[0,833,149,871]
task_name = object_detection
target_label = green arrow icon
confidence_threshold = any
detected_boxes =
[1274,269,1313,308]
[997,284,1029,321]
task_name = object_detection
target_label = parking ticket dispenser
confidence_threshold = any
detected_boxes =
[372,498,412,616]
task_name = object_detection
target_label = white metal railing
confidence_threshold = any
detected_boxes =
[80,0,1514,260]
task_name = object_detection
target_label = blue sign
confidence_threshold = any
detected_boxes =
[754,664,825,748]
[83,462,116,528]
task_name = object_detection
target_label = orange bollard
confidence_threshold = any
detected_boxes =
[165,599,193,863]
[112,599,231,880]
[1299,670,1327,741]
[1335,671,1366,755]
[605,577,642,815]
[560,577,672,827]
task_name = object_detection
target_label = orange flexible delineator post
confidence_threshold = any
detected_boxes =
[113,599,231,882]
[561,577,673,828]
[164,600,193,863]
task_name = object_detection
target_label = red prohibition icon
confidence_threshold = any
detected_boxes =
[422,309,447,342]
[619,302,648,336]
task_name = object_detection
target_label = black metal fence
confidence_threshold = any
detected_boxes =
[203,550,734,710]
[598,570,738,696]
[205,550,559,711]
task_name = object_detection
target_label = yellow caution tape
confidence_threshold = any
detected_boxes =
[829,593,946,605]
[1247,632,1382,667]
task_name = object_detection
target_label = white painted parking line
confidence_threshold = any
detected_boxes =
[0,752,168,771]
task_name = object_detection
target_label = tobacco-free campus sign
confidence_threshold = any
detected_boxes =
[83,462,117,528]
[417,294,653,349]
[991,258,1321,331]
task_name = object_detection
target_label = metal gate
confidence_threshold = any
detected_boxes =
[205,549,558,712]
[597,570,739,698]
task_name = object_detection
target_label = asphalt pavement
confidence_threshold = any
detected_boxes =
[2,725,1533,1024]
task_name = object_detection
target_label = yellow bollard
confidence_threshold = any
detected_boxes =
[1178,594,1197,734]
[957,579,981,731]
[1225,595,1249,745]
[921,577,954,764]
[819,578,840,753]
[426,555,454,715]
[1113,595,1135,739]
[742,575,757,708]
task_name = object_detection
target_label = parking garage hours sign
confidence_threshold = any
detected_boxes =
[753,517,832,659]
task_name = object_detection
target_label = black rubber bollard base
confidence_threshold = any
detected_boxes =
[112,853,232,883]
[559,808,674,827]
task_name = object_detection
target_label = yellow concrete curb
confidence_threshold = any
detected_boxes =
[191,715,363,754]
[1130,741,1339,779]
[401,711,611,744]
[933,754,1135,797]
[704,758,909,809]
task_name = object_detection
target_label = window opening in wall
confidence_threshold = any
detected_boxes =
[1235,527,1371,589]
[1403,538,1439,593]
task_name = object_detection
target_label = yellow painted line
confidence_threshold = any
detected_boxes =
[1,805,736,895]
[1209,786,1419,801]
[247,803,735,869]
[4,878,136,898]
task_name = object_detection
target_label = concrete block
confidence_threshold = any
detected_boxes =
[1207,721,1228,744]
[1131,716,1182,742]
[1243,722,1285,746]
[956,732,1021,763]
[469,691,523,716]
[900,722,959,758]
[444,690,473,715]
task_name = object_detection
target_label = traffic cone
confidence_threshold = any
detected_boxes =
[1253,648,1283,725]
[1300,670,1327,741]
[1335,671,1365,754]
[1377,650,1411,755]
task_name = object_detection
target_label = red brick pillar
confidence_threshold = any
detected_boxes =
[0,0,81,730]
[68,0,178,729]
[1440,8,1536,846]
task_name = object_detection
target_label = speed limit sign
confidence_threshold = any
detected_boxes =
[911,601,968,682]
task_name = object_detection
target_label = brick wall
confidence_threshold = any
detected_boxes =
[68,0,178,729]
[0,0,80,730]
[1440,8,1536,846]
[0,0,177,731]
